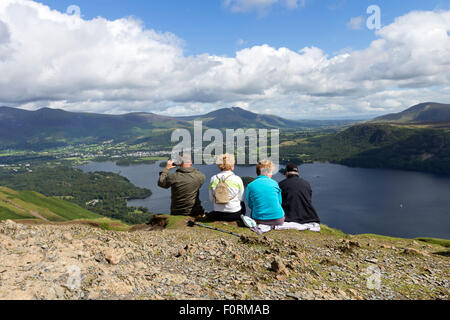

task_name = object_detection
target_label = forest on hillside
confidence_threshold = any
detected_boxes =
[0,166,153,224]
[280,124,450,175]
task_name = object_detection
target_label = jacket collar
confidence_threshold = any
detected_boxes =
[177,166,196,173]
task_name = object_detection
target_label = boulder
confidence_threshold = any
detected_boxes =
[105,251,122,265]
[270,257,289,275]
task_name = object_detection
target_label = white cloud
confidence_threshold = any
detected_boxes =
[0,1,449,118]
[348,16,364,30]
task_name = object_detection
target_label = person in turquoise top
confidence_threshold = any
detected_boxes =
[246,160,285,226]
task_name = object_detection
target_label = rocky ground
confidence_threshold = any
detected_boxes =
[0,218,448,300]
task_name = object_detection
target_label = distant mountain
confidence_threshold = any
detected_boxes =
[372,102,450,123]
[0,106,357,149]
[180,107,357,129]
[0,106,184,134]
[0,106,186,149]
[180,107,304,129]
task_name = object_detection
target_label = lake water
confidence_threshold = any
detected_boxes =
[77,161,450,239]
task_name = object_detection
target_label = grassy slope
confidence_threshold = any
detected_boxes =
[160,215,449,246]
[373,103,450,123]
[0,186,110,223]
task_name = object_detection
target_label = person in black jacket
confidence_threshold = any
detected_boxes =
[278,164,320,225]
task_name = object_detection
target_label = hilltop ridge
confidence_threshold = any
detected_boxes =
[372,102,450,123]
[0,105,356,149]
[179,107,309,129]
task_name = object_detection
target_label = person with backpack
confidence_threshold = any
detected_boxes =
[207,154,246,221]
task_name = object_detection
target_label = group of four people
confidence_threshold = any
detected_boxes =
[158,154,320,227]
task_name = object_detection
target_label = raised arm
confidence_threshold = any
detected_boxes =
[158,160,177,189]
[158,168,173,189]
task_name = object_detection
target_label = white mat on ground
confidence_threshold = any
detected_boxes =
[275,222,321,232]
[250,222,321,234]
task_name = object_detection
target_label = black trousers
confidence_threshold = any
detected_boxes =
[206,202,246,222]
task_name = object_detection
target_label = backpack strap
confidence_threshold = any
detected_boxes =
[214,173,234,184]
[222,173,235,182]
[228,192,238,202]
[224,173,238,201]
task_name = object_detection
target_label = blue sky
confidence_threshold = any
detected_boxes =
[36,0,445,57]
[1,0,450,118]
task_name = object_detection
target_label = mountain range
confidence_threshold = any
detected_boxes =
[0,106,356,149]
[0,102,449,151]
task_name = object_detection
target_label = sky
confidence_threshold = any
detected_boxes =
[0,0,450,119]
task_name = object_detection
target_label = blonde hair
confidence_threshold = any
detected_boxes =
[216,154,235,171]
[256,159,274,176]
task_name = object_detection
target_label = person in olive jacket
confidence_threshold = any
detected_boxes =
[278,164,320,225]
[158,154,206,216]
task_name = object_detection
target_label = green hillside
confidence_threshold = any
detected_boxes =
[0,166,153,225]
[0,186,103,222]
[0,107,188,150]
[373,102,450,123]
[280,123,450,174]
[281,102,450,174]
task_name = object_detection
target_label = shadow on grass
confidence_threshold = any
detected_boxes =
[433,251,450,258]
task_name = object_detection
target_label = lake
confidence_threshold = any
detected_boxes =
[77,161,450,239]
